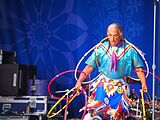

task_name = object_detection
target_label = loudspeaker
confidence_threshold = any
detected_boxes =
[0,64,36,96]
[0,50,16,64]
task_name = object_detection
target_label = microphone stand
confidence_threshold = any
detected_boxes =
[152,0,159,119]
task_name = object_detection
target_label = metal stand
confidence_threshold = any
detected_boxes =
[31,75,36,96]
[152,0,159,119]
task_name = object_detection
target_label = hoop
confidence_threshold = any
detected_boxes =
[48,69,90,100]
[74,37,149,84]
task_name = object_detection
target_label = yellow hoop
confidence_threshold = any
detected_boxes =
[47,86,78,118]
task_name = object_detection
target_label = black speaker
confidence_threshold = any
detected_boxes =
[0,64,36,96]
[0,50,16,64]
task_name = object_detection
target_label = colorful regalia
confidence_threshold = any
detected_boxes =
[85,40,144,119]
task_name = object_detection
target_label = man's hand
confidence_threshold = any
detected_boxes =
[142,83,148,92]
[136,68,148,92]
[75,81,82,90]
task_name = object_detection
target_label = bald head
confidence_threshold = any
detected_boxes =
[107,23,123,46]
[107,23,123,37]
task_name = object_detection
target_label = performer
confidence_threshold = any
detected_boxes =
[76,23,147,119]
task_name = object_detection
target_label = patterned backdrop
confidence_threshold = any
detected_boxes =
[0,0,159,118]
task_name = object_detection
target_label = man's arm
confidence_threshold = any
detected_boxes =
[136,67,147,91]
[76,65,94,88]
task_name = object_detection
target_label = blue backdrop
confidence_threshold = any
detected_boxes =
[0,0,159,118]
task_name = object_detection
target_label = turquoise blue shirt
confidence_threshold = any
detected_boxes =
[85,41,144,79]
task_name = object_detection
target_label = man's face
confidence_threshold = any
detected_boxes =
[107,26,122,46]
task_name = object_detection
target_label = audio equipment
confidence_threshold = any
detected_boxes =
[0,64,36,96]
[0,50,16,64]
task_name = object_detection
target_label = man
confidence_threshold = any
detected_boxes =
[76,23,147,119]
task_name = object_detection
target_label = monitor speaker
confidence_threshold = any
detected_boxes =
[0,64,36,96]
[0,50,16,64]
